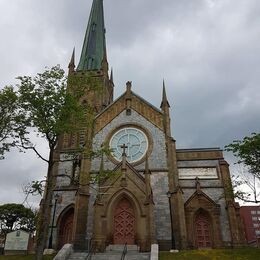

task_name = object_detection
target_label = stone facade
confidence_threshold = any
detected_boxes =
[48,83,245,251]
[150,172,171,241]
[91,108,167,172]
[46,0,245,253]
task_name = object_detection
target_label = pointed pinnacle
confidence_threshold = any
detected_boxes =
[110,68,114,82]
[101,44,109,71]
[160,79,170,108]
[68,47,75,70]
[195,176,201,192]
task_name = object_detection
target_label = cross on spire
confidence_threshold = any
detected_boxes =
[120,144,128,156]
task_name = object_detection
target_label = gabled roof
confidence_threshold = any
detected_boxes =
[185,189,219,208]
[132,91,163,114]
[98,160,146,199]
[113,160,145,182]
[94,90,164,133]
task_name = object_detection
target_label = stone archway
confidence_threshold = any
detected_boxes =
[195,212,212,248]
[185,190,223,249]
[113,198,135,244]
[58,207,74,249]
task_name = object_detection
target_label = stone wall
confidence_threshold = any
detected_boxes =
[85,186,97,240]
[91,109,167,171]
[56,154,74,187]
[48,189,76,249]
[179,159,232,244]
[91,108,169,243]
[150,172,171,241]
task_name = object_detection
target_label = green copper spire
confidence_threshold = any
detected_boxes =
[77,0,106,71]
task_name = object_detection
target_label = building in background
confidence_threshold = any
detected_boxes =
[46,0,245,252]
[240,206,260,246]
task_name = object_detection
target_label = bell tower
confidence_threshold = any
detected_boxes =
[67,0,113,250]
[68,0,113,114]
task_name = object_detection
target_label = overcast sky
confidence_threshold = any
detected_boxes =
[0,0,260,207]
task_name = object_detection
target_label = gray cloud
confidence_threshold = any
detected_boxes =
[0,0,260,205]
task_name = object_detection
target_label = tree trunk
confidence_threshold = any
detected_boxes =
[35,149,55,260]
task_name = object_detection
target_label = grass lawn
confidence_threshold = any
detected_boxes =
[0,255,55,260]
[159,248,260,260]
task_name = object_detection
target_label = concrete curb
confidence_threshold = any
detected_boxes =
[53,244,73,260]
[150,244,159,260]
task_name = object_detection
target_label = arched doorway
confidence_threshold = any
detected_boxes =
[58,207,74,249]
[113,198,135,244]
[195,213,212,248]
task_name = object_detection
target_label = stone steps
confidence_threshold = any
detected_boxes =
[68,252,150,260]
[91,252,150,260]
[68,252,88,260]
[106,244,139,251]
[68,245,150,260]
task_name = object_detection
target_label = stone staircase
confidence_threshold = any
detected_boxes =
[68,252,88,260]
[68,245,150,260]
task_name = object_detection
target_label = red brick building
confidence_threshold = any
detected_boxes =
[240,206,260,246]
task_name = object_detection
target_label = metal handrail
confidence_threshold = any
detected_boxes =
[85,238,96,260]
[120,243,127,260]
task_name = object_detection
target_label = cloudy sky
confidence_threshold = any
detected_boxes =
[0,0,260,206]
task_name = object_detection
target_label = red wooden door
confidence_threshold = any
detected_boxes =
[58,209,74,249]
[113,199,135,244]
[195,214,212,248]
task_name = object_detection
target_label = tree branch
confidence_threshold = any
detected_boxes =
[20,144,49,163]
[236,194,260,204]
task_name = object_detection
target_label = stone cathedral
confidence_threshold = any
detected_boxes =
[48,0,244,252]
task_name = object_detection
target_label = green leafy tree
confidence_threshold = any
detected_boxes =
[0,204,36,234]
[14,65,88,260]
[225,133,260,179]
[15,66,86,259]
[225,133,260,203]
[0,86,22,159]
[1,65,111,259]
[230,166,260,204]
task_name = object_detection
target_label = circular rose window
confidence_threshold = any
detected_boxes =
[109,127,148,163]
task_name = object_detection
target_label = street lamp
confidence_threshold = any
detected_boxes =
[166,191,176,250]
[48,193,60,249]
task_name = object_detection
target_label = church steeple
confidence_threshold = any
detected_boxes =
[77,0,107,71]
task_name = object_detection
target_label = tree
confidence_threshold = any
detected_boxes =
[230,166,260,204]
[1,65,110,259]
[225,133,260,178]
[225,133,260,203]
[14,65,88,260]
[0,204,36,234]
[0,86,21,159]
